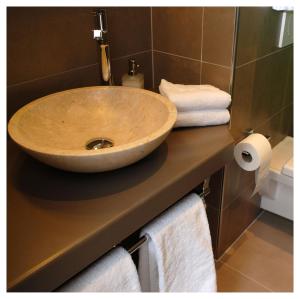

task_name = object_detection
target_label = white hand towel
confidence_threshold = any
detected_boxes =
[59,246,141,292]
[160,78,219,92]
[138,193,217,292]
[159,79,231,112]
[175,109,230,128]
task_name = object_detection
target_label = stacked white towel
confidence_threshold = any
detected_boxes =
[138,193,217,292]
[159,79,231,127]
[58,246,141,292]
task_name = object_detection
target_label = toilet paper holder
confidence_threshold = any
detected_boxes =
[243,128,271,141]
[241,129,271,162]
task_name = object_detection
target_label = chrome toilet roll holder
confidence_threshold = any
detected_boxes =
[241,129,271,163]
[243,128,271,141]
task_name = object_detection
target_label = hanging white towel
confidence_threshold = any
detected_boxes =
[159,79,231,112]
[138,193,217,292]
[175,109,230,128]
[58,246,141,292]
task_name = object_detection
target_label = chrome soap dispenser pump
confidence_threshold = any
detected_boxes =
[122,59,144,89]
[93,10,113,85]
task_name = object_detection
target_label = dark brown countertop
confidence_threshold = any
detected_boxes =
[7,125,234,292]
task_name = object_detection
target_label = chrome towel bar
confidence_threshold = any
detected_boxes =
[125,184,210,255]
[127,235,148,255]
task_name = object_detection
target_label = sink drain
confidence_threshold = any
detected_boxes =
[86,138,114,150]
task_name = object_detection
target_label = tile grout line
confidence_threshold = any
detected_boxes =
[218,261,273,292]
[153,49,201,62]
[153,49,231,70]
[200,7,205,84]
[111,50,151,62]
[202,60,232,70]
[252,103,293,132]
[228,7,239,95]
[235,46,292,69]
[216,210,265,261]
[150,7,155,90]
[216,210,276,292]
[7,63,99,88]
[229,102,293,145]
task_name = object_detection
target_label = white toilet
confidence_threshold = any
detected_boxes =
[260,136,293,220]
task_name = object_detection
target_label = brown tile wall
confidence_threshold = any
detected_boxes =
[205,168,224,255]
[7,7,152,119]
[152,7,236,92]
[107,7,153,89]
[218,7,294,258]
[230,7,293,142]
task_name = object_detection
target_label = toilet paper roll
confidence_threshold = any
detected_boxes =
[234,133,272,196]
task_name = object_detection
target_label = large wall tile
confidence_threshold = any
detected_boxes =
[154,51,200,90]
[7,64,100,120]
[206,205,220,257]
[255,104,293,147]
[236,7,282,66]
[106,7,151,59]
[282,46,294,106]
[230,62,255,140]
[152,7,203,59]
[7,7,153,118]
[231,46,293,138]
[218,191,261,256]
[204,167,224,210]
[222,160,255,210]
[7,7,98,85]
[250,48,293,128]
[281,104,293,137]
[201,62,232,92]
[202,7,236,67]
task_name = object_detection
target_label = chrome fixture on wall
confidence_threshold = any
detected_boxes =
[93,10,113,85]
[124,181,211,255]
[243,128,271,141]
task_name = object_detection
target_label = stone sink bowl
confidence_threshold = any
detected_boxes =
[8,86,177,172]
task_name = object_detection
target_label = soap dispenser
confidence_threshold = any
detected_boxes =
[122,59,144,89]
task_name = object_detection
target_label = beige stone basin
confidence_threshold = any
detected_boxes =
[8,86,177,172]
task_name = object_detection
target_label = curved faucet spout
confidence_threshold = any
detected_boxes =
[93,10,113,85]
[100,44,112,84]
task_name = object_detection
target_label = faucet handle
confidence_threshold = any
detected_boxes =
[93,30,102,40]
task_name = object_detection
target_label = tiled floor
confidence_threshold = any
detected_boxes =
[216,211,293,292]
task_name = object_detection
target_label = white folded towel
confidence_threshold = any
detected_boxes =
[58,246,141,292]
[138,193,217,292]
[175,109,230,128]
[159,79,231,112]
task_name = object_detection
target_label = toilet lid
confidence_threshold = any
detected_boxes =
[282,157,293,178]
